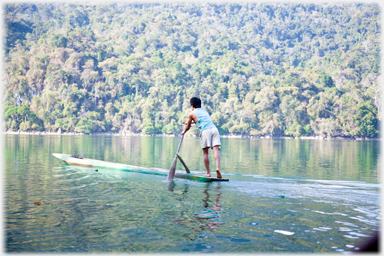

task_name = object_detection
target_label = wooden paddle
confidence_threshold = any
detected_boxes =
[167,134,184,181]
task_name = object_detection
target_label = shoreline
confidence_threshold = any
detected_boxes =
[3,131,381,140]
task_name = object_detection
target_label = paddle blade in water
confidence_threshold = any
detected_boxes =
[167,157,177,180]
[167,134,184,181]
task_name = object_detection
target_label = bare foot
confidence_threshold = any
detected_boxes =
[216,170,222,179]
[203,174,211,177]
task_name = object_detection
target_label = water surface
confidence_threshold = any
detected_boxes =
[5,135,380,253]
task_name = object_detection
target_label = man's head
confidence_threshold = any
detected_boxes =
[190,97,201,109]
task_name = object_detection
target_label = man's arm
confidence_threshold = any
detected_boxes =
[181,112,197,135]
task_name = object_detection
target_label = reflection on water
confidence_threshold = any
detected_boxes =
[4,135,381,253]
[166,182,224,241]
[193,184,223,234]
[5,135,380,182]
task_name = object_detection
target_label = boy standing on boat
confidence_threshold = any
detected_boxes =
[181,97,223,179]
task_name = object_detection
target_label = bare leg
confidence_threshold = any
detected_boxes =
[212,146,222,178]
[202,147,211,177]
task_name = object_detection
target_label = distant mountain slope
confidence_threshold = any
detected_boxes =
[3,3,381,137]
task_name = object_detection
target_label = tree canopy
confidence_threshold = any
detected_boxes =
[3,3,381,137]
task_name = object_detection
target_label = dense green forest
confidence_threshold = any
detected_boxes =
[3,3,381,137]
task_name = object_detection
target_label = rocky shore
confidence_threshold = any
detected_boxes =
[3,130,380,140]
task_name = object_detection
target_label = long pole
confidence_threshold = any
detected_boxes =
[167,134,184,181]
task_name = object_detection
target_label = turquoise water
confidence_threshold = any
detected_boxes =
[5,135,380,253]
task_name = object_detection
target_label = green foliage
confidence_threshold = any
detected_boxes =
[357,102,379,137]
[50,34,68,48]
[74,118,93,134]
[319,72,334,88]
[4,103,44,131]
[162,119,179,134]
[3,3,381,137]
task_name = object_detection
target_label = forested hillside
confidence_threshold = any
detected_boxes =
[3,3,381,137]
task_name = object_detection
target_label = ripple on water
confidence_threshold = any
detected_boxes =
[349,216,378,226]
[313,227,332,231]
[343,235,359,239]
[313,210,348,216]
[335,221,359,228]
[348,232,373,237]
[353,208,378,218]
[339,227,352,232]
[274,230,294,236]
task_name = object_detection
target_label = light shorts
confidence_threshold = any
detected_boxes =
[200,127,221,150]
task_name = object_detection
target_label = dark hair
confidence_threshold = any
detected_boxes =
[190,97,201,108]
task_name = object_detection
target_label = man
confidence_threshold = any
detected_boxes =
[181,97,223,178]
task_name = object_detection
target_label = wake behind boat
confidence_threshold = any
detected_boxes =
[52,153,229,182]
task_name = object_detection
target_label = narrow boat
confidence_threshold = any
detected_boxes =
[52,153,229,182]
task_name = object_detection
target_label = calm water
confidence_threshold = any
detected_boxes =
[4,135,381,253]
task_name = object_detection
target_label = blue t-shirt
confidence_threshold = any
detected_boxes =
[193,108,216,131]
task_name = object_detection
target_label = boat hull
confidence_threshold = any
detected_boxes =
[52,153,229,182]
